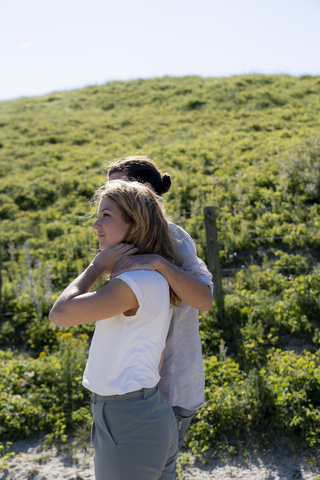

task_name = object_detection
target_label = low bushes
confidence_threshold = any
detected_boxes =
[0,333,91,445]
[3,335,320,452]
[188,350,320,452]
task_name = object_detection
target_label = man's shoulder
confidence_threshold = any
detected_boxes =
[169,223,212,285]
[169,222,194,243]
[169,222,197,256]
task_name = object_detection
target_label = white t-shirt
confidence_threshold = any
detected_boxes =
[82,270,172,396]
[158,223,213,410]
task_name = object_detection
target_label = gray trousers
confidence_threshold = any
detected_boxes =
[91,386,178,480]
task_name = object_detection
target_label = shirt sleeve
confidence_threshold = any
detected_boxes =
[114,270,170,320]
[113,272,143,319]
[169,222,213,293]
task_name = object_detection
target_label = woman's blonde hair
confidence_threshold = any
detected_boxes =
[94,180,182,306]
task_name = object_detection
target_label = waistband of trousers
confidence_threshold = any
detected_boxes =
[91,386,157,403]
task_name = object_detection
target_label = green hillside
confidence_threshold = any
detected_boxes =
[1,74,320,453]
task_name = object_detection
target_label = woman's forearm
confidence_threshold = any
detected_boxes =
[49,263,103,323]
[49,265,138,327]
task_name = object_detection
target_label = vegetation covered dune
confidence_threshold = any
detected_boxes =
[1,74,320,459]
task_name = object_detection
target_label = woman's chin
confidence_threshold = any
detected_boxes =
[99,240,121,251]
[98,241,106,251]
[99,242,114,251]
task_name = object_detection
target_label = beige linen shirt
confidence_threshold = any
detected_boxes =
[158,223,213,410]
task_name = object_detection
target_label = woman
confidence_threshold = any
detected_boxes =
[49,179,180,480]
[106,156,213,458]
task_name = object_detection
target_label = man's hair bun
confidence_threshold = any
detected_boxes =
[160,173,172,194]
[108,155,172,196]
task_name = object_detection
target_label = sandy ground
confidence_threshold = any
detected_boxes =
[1,437,320,480]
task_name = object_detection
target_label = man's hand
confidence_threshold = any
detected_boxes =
[92,243,139,277]
[111,254,159,278]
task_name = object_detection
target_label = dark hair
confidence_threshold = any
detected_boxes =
[107,155,171,196]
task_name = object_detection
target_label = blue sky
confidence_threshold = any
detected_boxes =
[1,0,319,101]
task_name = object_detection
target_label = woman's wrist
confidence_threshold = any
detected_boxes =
[87,261,108,279]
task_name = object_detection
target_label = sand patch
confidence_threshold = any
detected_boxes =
[1,438,320,479]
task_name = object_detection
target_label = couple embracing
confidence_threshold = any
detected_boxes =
[50,156,213,480]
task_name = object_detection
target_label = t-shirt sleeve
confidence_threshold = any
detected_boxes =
[113,272,143,319]
[113,270,170,320]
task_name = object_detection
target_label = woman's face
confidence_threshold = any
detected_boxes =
[92,197,132,250]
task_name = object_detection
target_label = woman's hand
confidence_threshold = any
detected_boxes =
[92,243,139,277]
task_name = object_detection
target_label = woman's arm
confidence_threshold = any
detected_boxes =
[49,243,139,327]
[111,254,213,311]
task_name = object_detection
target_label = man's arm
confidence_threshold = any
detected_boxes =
[111,254,213,311]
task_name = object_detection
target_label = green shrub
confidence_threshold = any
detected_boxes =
[188,349,320,452]
[188,356,269,452]
[260,350,320,446]
[280,135,320,201]
[0,333,91,442]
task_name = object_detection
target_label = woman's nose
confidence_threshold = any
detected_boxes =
[92,219,100,229]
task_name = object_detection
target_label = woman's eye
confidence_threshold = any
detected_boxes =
[103,213,109,217]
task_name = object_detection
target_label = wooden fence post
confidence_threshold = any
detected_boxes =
[204,205,224,312]
[0,223,2,326]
